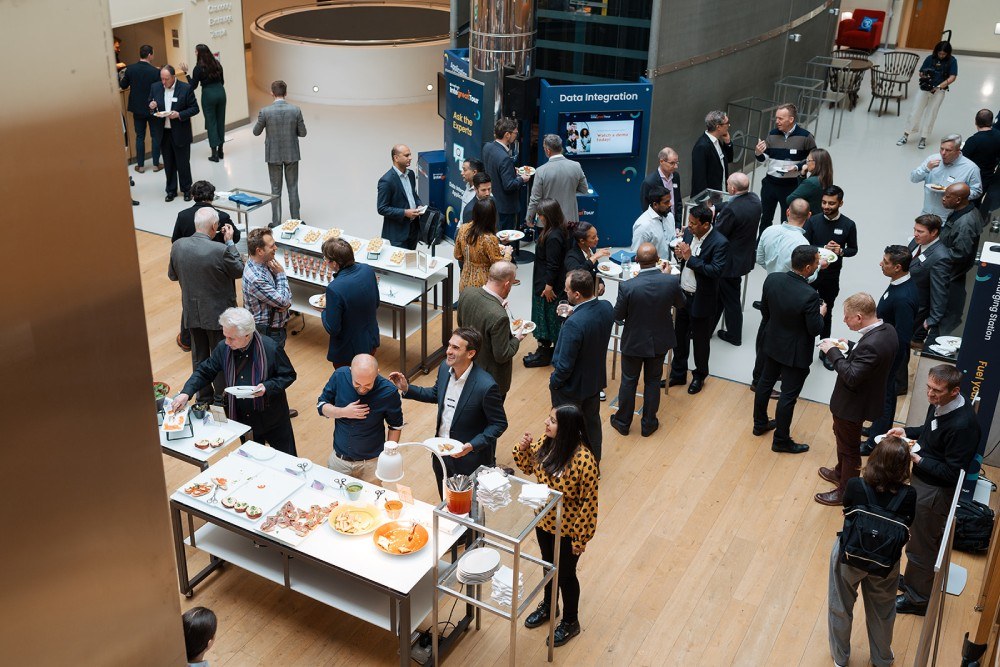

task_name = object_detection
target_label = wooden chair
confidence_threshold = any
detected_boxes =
[880,50,920,98]
[828,66,867,110]
[868,65,905,117]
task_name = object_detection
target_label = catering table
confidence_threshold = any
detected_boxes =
[159,412,251,470]
[169,442,470,666]
[274,224,456,380]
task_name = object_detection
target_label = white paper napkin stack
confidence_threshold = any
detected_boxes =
[477,470,512,511]
[490,565,525,607]
[518,483,551,509]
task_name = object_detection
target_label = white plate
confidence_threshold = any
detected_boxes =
[818,248,839,264]
[925,183,947,192]
[496,230,525,242]
[458,547,502,575]
[819,338,849,353]
[225,385,258,398]
[516,166,536,177]
[153,111,171,118]
[597,262,622,277]
[308,294,326,309]
[669,238,682,248]
[258,486,338,546]
[179,456,263,504]
[874,433,921,454]
[218,468,304,523]
[416,204,428,215]
[510,319,537,335]
[240,441,277,461]
[424,437,465,456]
[936,336,961,348]
[161,406,190,433]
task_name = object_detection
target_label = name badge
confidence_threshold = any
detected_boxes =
[789,149,798,155]
[946,176,956,183]
[693,246,702,257]
[931,419,938,431]
[172,97,178,102]
[882,292,889,300]
[919,254,928,262]
[834,228,843,235]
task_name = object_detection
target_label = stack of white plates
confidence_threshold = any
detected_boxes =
[456,547,502,585]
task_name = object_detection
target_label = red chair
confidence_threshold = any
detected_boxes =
[835,9,885,52]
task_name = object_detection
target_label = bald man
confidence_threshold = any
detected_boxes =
[937,182,984,334]
[317,353,404,482]
[378,143,424,249]
[713,172,762,345]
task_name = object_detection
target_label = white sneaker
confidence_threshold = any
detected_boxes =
[917,138,927,149]
[896,135,907,146]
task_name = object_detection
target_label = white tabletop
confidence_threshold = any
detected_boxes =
[171,442,465,594]
[159,415,251,463]
[279,251,431,308]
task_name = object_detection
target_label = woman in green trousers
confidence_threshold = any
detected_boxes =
[181,44,226,162]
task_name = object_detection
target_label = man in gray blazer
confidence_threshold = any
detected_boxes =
[168,207,245,404]
[526,134,589,224]
[253,80,307,227]
[610,243,686,437]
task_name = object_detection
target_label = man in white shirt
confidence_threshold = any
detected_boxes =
[690,110,734,196]
[630,185,675,259]
[148,65,200,202]
[460,158,484,208]
[640,147,682,221]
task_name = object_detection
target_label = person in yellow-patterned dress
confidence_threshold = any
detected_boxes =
[513,403,599,648]
[454,198,510,292]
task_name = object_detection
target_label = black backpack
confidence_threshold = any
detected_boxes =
[839,482,911,577]
[953,500,995,553]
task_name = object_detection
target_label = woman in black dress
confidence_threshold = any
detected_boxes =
[181,44,226,162]
[524,199,570,368]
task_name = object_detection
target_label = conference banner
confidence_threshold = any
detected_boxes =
[443,69,484,239]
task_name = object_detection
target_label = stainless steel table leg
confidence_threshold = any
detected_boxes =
[399,307,408,379]
[420,287,429,373]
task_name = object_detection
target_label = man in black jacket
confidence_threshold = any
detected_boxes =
[893,365,980,616]
[639,146,682,221]
[482,117,530,234]
[669,205,728,395]
[816,293,898,505]
[803,185,859,340]
[752,245,825,453]
[148,65,199,202]
[610,243,686,438]
[171,180,239,244]
[938,182,984,334]
[961,109,1000,211]
[376,144,424,249]
[690,110,733,197]
[119,44,161,172]
[713,173,761,345]
[172,307,297,455]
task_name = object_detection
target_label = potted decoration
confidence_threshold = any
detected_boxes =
[153,381,171,411]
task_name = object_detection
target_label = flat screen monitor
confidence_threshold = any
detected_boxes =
[557,110,643,158]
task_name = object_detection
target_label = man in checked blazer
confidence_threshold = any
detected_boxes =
[253,80,307,227]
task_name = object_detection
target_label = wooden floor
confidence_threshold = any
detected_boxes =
[140,231,993,666]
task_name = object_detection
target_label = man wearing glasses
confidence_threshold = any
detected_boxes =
[690,110,733,197]
[909,133,982,220]
[640,146,682,223]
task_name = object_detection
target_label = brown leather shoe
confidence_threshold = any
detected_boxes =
[153,163,164,172]
[815,489,844,506]
[176,333,191,352]
[134,165,145,173]
[818,467,838,485]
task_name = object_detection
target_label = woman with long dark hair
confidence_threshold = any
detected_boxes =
[180,44,227,161]
[513,404,599,648]
[524,199,571,367]
[897,41,957,149]
[786,147,834,215]
[453,198,510,291]
[564,221,609,297]
[828,436,916,667]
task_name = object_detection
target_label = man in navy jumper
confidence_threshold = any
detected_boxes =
[755,103,816,236]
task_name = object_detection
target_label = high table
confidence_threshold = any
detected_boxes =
[275,224,455,380]
[170,442,470,665]
[159,413,251,470]
[212,188,279,238]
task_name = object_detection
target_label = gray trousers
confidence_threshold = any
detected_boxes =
[828,539,899,667]
[901,475,952,606]
[268,161,300,226]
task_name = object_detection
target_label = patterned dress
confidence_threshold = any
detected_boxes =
[512,436,599,552]
[454,223,506,292]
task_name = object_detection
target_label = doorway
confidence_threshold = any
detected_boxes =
[902,0,950,49]
[114,16,176,164]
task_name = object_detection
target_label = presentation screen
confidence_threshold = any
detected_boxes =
[557,110,643,158]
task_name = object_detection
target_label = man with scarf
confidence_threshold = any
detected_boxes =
[173,307,298,455]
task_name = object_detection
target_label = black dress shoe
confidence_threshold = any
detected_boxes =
[165,193,176,202]
[861,426,871,437]
[859,440,876,456]
[752,300,762,310]
[772,440,809,454]
[547,620,581,647]
[687,378,704,394]
[183,192,192,202]
[752,419,777,436]
[132,199,140,206]
[641,422,659,437]
[659,379,667,388]
[609,417,630,437]
[668,377,686,387]
[717,330,742,346]
[524,602,551,629]
[523,350,552,368]
[288,409,299,419]
[895,595,926,616]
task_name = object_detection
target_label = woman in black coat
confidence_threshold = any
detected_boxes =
[524,199,570,367]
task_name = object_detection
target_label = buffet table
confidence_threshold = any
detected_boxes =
[273,223,455,380]
[170,442,470,665]
[159,413,250,471]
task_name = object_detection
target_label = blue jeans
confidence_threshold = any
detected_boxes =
[132,113,160,167]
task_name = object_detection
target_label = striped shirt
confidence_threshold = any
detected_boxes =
[756,124,816,180]
[243,259,292,329]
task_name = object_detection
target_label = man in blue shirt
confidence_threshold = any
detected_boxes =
[317,354,404,483]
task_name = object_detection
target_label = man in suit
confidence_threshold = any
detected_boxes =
[894,365,980,616]
[938,182,984,334]
[119,44,161,172]
[483,117,530,235]
[803,185,859,340]
[253,80,307,227]
[752,245,825,454]
[862,246,920,455]
[321,238,380,367]
[377,144,424,249]
[172,307,297,455]
[148,65,199,202]
[525,134,589,225]
[610,243,686,437]
[690,110,733,197]
[755,104,816,233]
[713,173,761,346]
[390,327,508,489]
[462,172,492,223]
[168,207,244,404]
[639,147,682,223]
[668,204,729,395]
[460,158,484,209]
[550,269,614,460]
[456,261,525,398]
[816,294,899,505]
